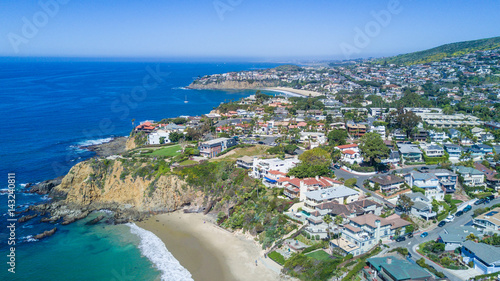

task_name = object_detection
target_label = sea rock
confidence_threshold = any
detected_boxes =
[18,214,38,223]
[40,216,60,223]
[85,215,104,225]
[34,228,57,240]
[29,177,63,195]
[61,211,89,225]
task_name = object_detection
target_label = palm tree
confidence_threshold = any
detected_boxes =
[334,215,343,248]
[323,214,333,239]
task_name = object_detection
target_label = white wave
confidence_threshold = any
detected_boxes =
[172,86,191,90]
[78,137,114,147]
[127,223,193,281]
[21,235,39,243]
[98,209,113,215]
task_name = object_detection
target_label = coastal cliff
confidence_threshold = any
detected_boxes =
[37,159,204,223]
[187,80,278,90]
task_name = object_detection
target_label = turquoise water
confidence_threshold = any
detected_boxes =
[9,214,161,281]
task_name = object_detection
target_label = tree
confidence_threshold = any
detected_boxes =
[334,215,343,225]
[359,132,390,166]
[345,178,357,188]
[327,129,348,146]
[169,132,184,143]
[405,224,415,234]
[331,149,342,162]
[323,214,333,238]
[432,199,440,213]
[397,194,414,214]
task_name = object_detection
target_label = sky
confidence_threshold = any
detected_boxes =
[1,0,499,60]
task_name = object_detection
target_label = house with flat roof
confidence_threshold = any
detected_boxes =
[473,207,500,234]
[423,144,444,157]
[365,256,434,281]
[303,186,359,210]
[461,240,500,274]
[280,176,343,200]
[236,156,254,169]
[198,137,237,158]
[251,157,299,182]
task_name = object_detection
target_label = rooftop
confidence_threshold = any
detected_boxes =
[367,256,433,281]
[462,240,500,265]
[305,185,358,201]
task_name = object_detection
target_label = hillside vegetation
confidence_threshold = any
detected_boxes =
[380,36,500,65]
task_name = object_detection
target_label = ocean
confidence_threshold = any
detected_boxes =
[0,59,281,280]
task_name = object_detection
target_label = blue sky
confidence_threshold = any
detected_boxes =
[1,0,499,60]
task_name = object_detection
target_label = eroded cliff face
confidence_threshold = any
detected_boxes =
[125,136,137,150]
[52,160,203,213]
[188,80,278,89]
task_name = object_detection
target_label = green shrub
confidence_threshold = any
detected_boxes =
[268,251,286,265]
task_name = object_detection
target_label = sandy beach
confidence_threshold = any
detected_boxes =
[137,212,282,281]
[265,86,323,97]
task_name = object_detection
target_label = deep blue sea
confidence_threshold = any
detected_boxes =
[0,59,281,280]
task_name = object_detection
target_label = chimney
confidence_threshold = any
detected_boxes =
[315,175,319,180]
[387,257,392,264]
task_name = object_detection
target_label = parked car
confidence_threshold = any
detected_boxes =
[463,205,472,212]
[395,236,406,242]
[475,199,485,205]
[438,221,446,227]
[420,232,428,238]
[407,232,413,238]
[444,215,455,223]
[455,210,464,217]
[333,164,341,169]
[258,141,264,145]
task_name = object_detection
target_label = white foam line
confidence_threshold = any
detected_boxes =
[127,223,193,281]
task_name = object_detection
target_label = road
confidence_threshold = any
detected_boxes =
[387,197,500,281]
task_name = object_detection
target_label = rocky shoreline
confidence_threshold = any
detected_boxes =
[81,136,128,157]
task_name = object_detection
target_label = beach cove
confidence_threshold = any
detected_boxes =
[137,212,282,281]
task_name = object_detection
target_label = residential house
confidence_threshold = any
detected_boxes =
[473,207,500,234]
[198,137,237,158]
[382,150,401,166]
[474,162,500,190]
[454,166,485,187]
[461,240,500,274]
[424,169,458,193]
[236,156,254,169]
[300,132,326,149]
[444,144,461,160]
[391,129,406,141]
[404,172,444,201]
[398,144,423,164]
[314,199,383,219]
[303,186,360,210]
[429,130,447,143]
[335,143,363,165]
[331,213,410,256]
[371,125,386,139]
[438,226,481,251]
[135,121,156,133]
[368,175,405,194]
[251,157,299,182]
[404,192,437,221]
[365,256,434,281]
[423,144,444,157]
[347,124,367,138]
[147,129,171,145]
[280,176,343,200]
[412,130,429,142]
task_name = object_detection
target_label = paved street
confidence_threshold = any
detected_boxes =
[386,197,500,281]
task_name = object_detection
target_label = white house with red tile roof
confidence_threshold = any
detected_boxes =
[335,144,363,164]
[252,157,300,183]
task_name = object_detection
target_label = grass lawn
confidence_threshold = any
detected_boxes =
[209,145,269,161]
[451,199,463,205]
[305,250,332,261]
[178,160,198,166]
[149,145,182,157]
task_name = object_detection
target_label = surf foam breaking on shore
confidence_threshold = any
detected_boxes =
[78,137,115,147]
[127,223,194,281]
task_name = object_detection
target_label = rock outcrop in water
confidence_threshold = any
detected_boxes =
[34,227,57,240]
[28,177,63,195]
